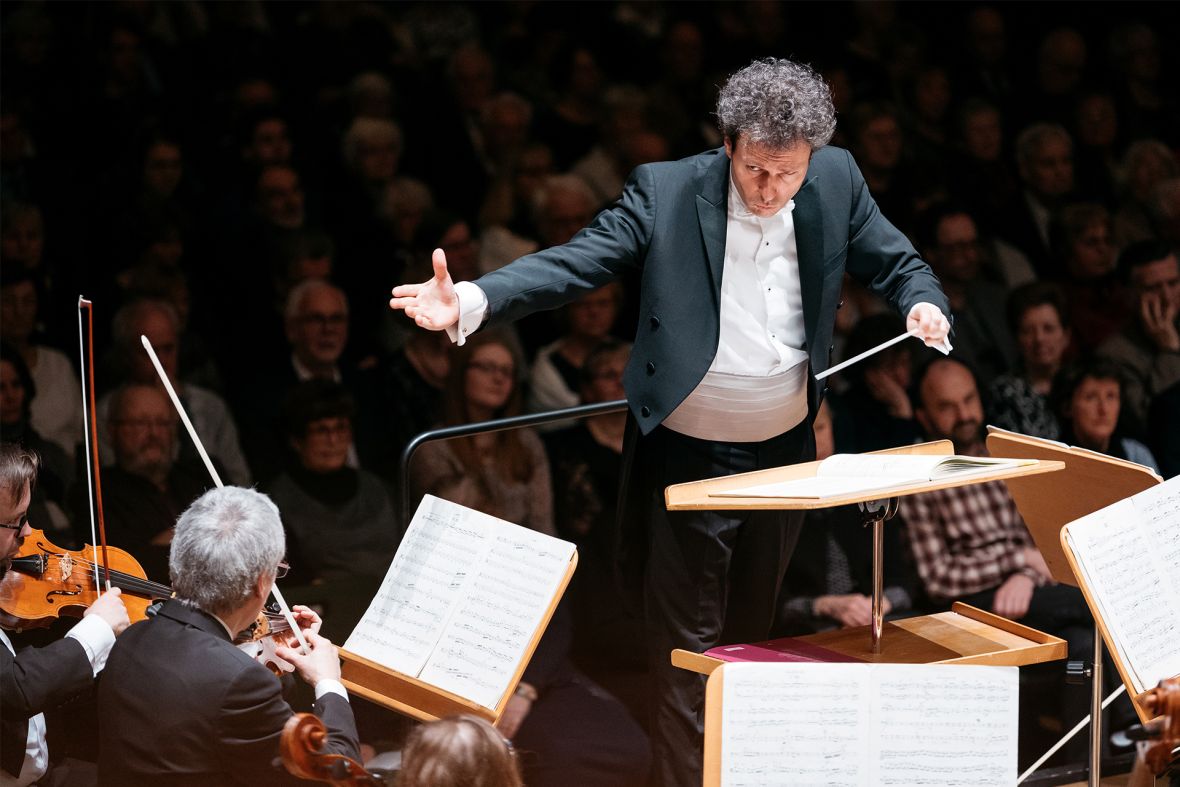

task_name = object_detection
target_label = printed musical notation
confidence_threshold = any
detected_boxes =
[718,663,1017,787]
[1065,475,1180,693]
[344,495,575,710]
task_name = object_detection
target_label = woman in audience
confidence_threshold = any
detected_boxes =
[397,715,521,787]
[411,332,650,787]
[988,282,1072,439]
[528,281,623,418]
[0,268,82,461]
[1052,357,1159,469]
[0,342,74,542]
[267,379,399,637]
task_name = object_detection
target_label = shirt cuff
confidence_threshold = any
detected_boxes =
[314,679,349,702]
[446,281,489,346]
[65,614,117,676]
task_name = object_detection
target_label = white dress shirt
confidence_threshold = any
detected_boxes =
[0,615,115,787]
[661,175,810,441]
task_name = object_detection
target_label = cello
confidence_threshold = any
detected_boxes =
[280,713,386,786]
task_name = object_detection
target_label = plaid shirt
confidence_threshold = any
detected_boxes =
[901,478,1038,602]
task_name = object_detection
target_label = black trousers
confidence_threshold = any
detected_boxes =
[641,421,814,787]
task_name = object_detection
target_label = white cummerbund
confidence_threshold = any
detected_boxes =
[662,360,809,443]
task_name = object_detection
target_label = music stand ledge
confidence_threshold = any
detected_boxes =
[665,439,1065,653]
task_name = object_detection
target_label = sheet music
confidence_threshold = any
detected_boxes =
[1132,476,1180,600]
[344,495,575,710]
[718,663,1017,786]
[1066,493,1180,692]
[720,663,871,787]
[420,520,575,709]
[345,496,488,675]
[871,665,1017,786]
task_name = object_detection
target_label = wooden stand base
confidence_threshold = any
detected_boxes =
[672,602,1067,675]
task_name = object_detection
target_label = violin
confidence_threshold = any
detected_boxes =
[0,528,172,630]
[235,607,300,675]
[280,712,385,786]
[1139,677,1180,778]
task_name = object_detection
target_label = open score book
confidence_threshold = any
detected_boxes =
[1063,475,1180,695]
[712,453,1035,500]
[715,662,1018,787]
[343,495,576,710]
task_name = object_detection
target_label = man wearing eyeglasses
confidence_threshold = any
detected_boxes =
[97,485,359,786]
[1,442,130,787]
[82,384,216,583]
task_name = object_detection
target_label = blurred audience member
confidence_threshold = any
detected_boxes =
[0,343,73,541]
[1052,357,1159,470]
[93,384,214,582]
[1097,241,1180,435]
[1004,123,1075,275]
[267,380,398,636]
[918,204,1015,385]
[1112,140,1179,247]
[829,313,921,454]
[98,298,251,486]
[1053,203,1128,352]
[988,283,1071,439]
[528,283,623,418]
[0,269,82,460]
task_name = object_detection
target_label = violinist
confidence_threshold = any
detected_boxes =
[97,486,359,786]
[1,443,130,787]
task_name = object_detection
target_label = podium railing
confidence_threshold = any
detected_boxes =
[397,399,628,528]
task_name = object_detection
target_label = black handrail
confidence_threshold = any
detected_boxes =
[398,399,629,527]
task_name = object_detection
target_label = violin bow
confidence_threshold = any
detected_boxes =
[77,298,112,593]
[139,335,310,656]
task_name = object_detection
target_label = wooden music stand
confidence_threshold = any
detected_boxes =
[339,551,576,724]
[986,427,1164,787]
[665,439,1065,656]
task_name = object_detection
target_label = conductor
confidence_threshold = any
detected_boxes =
[391,58,951,786]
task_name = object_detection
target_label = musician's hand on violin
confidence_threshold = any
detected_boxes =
[389,249,460,331]
[85,587,131,635]
[290,605,322,637]
[275,632,341,686]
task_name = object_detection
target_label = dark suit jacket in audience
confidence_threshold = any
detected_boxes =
[97,600,358,786]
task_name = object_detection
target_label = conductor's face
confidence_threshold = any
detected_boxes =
[724,136,811,218]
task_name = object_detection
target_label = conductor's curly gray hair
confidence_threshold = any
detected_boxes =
[716,58,837,151]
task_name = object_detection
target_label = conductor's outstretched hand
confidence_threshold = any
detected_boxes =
[389,248,460,331]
